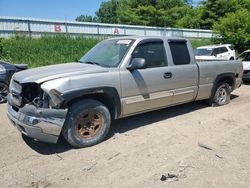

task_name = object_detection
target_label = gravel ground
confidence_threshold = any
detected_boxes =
[0,84,250,188]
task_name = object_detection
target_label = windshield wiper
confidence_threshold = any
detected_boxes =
[79,61,102,66]
[79,60,111,68]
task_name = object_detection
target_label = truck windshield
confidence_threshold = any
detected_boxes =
[195,48,213,56]
[237,52,249,61]
[79,39,134,67]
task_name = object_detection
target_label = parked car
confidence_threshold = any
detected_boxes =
[0,61,27,103]
[7,36,243,148]
[195,44,236,61]
[237,49,250,82]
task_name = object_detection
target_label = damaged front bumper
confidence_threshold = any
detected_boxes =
[7,97,68,143]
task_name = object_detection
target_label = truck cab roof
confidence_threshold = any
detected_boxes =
[106,36,188,41]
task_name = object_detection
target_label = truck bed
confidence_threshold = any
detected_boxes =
[196,60,243,100]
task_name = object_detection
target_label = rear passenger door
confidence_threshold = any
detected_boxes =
[214,47,229,60]
[167,40,199,104]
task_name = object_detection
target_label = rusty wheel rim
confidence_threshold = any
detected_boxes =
[75,109,104,139]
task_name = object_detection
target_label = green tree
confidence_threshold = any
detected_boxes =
[76,0,250,31]
[75,15,98,22]
[96,0,119,23]
[95,0,191,27]
[213,9,250,52]
[176,7,203,28]
[199,0,250,29]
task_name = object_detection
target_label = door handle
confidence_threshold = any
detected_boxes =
[163,72,172,79]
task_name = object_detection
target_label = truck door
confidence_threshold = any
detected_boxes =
[120,39,198,116]
[167,40,199,104]
[120,39,174,116]
[214,47,230,60]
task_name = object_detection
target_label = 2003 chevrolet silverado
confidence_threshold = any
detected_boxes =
[7,36,243,148]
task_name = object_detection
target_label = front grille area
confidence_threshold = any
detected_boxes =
[22,83,43,104]
[9,80,43,107]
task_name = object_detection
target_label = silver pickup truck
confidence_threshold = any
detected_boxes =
[7,36,243,148]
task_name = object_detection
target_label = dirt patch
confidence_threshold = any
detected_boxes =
[0,85,250,188]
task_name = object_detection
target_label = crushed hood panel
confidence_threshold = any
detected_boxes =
[12,63,109,84]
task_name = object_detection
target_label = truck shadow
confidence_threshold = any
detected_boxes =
[108,94,239,138]
[22,134,72,154]
[22,95,239,155]
[243,81,250,85]
[108,101,207,139]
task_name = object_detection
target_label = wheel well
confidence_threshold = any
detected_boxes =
[210,74,235,98]
[65,93,119,119]
[217,76,234,87]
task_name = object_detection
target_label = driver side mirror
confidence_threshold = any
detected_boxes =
[127,58,146,71]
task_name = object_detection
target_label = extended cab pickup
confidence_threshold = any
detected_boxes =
[7,36,243,148]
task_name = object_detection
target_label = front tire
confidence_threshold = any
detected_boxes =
[63,99,111,148]
[207,83,231,106]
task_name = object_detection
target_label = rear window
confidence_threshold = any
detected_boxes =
[195,48,213,56]
[212,47,228,55]
[228,45,234,50]
[169,41,190,65]
[220,47,228,53]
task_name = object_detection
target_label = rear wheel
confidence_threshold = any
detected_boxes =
[63,99,111,148]
[0,83,9,104]
[207,83,231,106]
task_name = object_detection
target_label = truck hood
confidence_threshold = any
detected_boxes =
[12,62,109,84]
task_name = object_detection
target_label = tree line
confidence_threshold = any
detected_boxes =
[76,0,250,51]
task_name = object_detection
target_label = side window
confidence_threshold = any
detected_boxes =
[238,52,247,61]
[228,45,234,50]
[220,47,228,53]
[169,41,190,65]
[132,41,167,68]
[245,53,250,61]
[212,48,219,56]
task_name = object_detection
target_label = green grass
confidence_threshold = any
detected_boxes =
[0,36,213,68]
[0,36,100,68]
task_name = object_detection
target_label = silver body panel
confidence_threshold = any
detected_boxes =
[196,60,243,100]
[7,36,243,143]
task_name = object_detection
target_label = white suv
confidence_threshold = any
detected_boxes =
[195,44,236,61]
[238,49,250,82]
